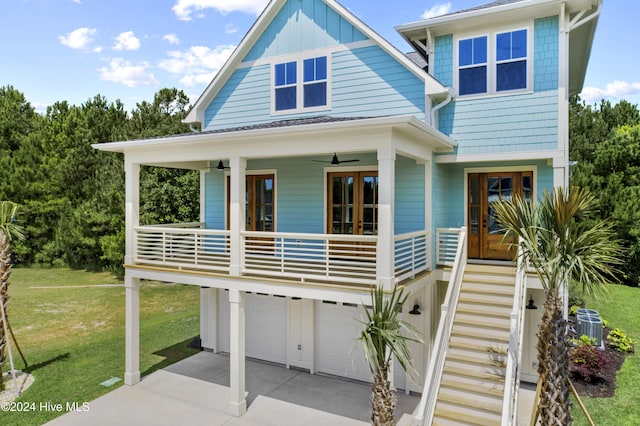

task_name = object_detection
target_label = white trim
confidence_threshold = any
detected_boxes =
[435,150,562,164]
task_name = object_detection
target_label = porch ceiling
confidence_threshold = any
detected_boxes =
[93,115,455,167]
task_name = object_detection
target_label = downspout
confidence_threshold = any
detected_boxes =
[430,89,453,130]
[189,124,200,133]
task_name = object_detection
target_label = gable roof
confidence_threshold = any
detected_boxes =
[184,0,448,125]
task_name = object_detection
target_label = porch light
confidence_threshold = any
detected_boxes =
[409,300,421,315]
[526,296,538,310]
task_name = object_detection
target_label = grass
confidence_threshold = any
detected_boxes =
[572,284,640,425]
[1,267,200,425]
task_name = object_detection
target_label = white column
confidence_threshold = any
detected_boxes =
[200,287,218,352]
[558,4,570,189]
[377,147,396,290]
[229,157,246,276]
[424,159,433,270]
[124,160,140,265]
[124,274,140,385]
[228,289,247,416]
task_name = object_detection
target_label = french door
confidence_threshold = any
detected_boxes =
[327,171,378,236]
[226,174,274,231]
[468,171,532,260]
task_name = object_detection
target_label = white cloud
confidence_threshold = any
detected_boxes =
[158,44,235,86]
[59,27,97,50]
[421,3,452,19]
[98,58,159,88]
[163,33,180,45]
[581,81,640,103]
[224,23,238,35]
[172,0,268,21]
[113,31,141,51]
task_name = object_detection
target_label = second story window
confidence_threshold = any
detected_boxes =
[496,29,527,92]
[457,28,529,97]
[273,55,329,113]
[458,36,488,96]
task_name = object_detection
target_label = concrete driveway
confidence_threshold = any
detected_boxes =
[47,351,419,425]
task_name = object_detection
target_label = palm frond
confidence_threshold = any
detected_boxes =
[0,201,25,242]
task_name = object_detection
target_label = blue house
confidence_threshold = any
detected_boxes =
[95,0,601,423]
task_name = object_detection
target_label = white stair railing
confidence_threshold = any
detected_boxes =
[501,244,528,425]
[413,227,467,426]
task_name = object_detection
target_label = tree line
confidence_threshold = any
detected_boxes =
[0,85,199,276]
[1,85,639,285]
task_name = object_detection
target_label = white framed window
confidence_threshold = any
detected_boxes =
[456,26,531,97]
[272,55,330,114]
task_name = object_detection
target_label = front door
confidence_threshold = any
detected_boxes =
[468,171,532,260]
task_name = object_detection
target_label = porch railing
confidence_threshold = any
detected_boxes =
[501,244,528,425]
[436,228,463,266]
[414,227,467,425]
[134,225,430,285]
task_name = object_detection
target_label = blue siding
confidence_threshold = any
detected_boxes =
[434,34,453,87]
[534,16,559,91]
[203,155,426,234]
[244,0,367,62]
[438,91,558,155]
[204,45,425,130]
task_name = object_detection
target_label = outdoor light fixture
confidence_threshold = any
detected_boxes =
[526,296,538,310]
[216,160,230,171]
[409,300,421,315]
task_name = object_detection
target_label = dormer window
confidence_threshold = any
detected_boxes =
[273,55,329,114]
[456,27,530,97]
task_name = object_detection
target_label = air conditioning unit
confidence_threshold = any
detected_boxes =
[576,313,603,348]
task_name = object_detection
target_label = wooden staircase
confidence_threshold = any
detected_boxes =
[432,264,517,426]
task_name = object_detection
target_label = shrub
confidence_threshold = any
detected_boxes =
[569,343,612,382]
[572,334,597,346]
[569,305,581,316]
[607,328,635,353]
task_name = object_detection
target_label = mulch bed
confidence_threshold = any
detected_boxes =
[568,320,630,398]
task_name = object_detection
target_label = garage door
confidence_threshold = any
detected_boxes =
[315,300,371,383]
[220,291,287,364]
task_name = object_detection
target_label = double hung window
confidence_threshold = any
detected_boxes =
[274,56,328,113]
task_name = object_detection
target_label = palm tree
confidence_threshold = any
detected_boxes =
[493,186,622,425]
[0,201,25,391]
[359,284,422,426]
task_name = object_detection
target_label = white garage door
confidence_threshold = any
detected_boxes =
[220,291,287,364]
[315,300,371,383]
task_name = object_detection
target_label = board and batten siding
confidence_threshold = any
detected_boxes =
[243,0,367,62]
[203,155,425,234]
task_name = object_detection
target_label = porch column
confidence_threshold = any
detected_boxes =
[124,159,140,265]
[200,287,218,352]
[229,157,247,276]
[377,147,396,291]
[228,289,247,416]
[124,274,140,385]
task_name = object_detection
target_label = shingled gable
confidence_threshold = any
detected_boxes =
[183,0,450,125]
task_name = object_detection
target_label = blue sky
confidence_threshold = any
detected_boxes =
[1,0,637,114]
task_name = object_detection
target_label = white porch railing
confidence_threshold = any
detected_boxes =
[414,227,467,425]
[501,244,528,425]
[134,224,231,273]
[436,227,463,266]
[134,225,429,285]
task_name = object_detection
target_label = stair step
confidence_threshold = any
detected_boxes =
[462,274,515,286]
[447,347,507,369]
[460,283,515,296]
[454,312,511,330]
[451,324,510,342]
[458,293,514,307]
[449,335,508,354]
[464,264,516,275]
[444,360,506,381]
[438,386,503,413]
[441,372,505,397]
[456,302,511,317]
[434,401,502,425]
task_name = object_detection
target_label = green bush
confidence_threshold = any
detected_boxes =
[570,305,581,316]
[608,328,635,353]
[572,334,597,346]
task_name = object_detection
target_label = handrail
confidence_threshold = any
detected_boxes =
[501,243,528,425]
[414,227,467,425]
[435,228,463,266]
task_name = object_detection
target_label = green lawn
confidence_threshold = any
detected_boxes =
[1,268,200,425]
[572,284,640,425]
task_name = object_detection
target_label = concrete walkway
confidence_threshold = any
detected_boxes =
[48,351,536,425]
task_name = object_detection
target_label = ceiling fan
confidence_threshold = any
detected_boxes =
[216,160,230,171]
[313,153,360,166]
